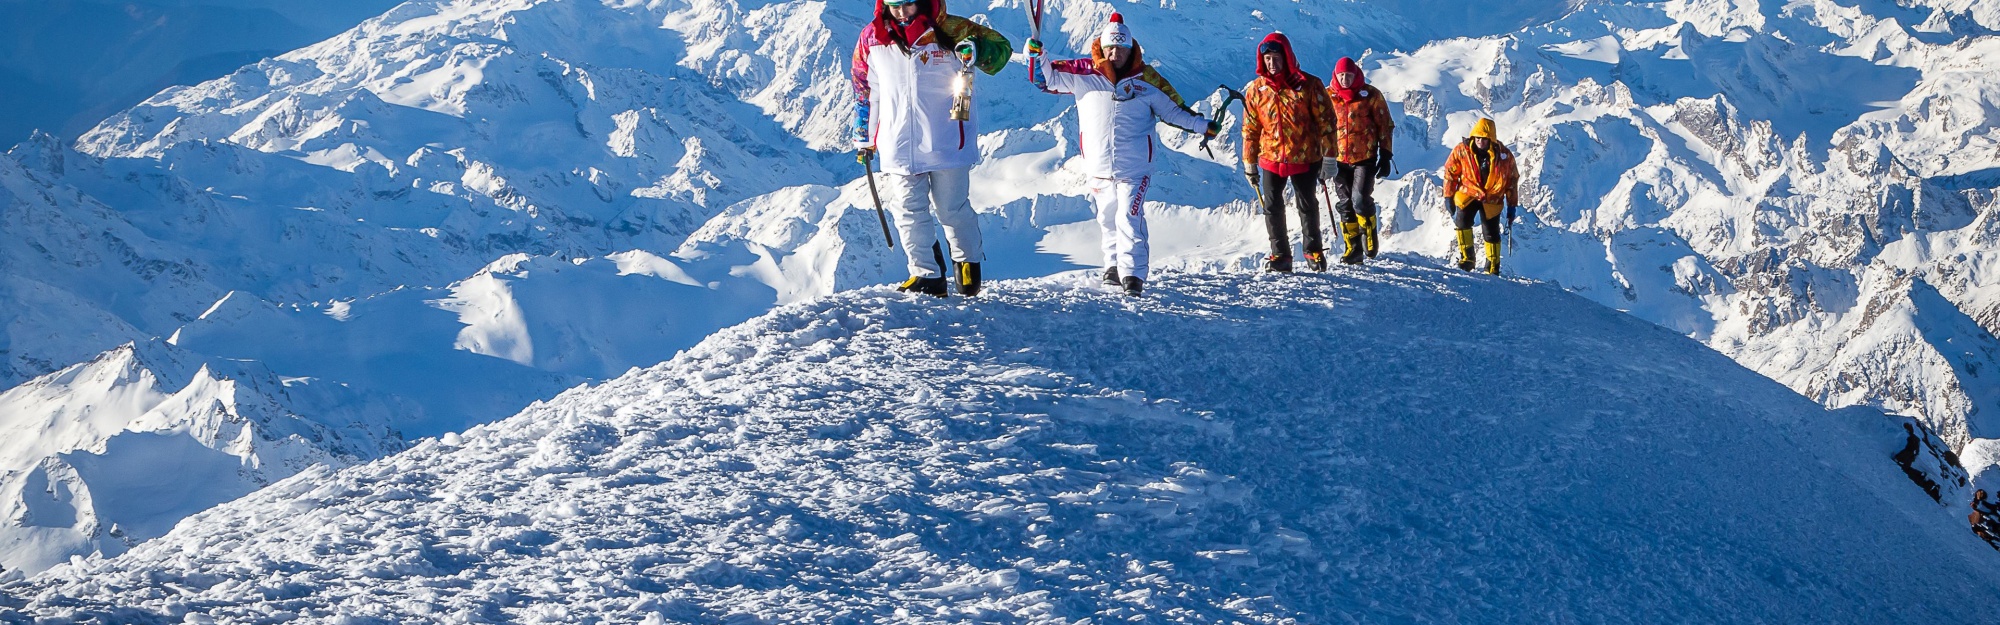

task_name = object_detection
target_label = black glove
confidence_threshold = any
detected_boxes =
[1244,171,1259,192]
[1507,204,1518,223]
[1375,150,1393,180]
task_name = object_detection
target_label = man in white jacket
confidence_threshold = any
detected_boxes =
[1028,13,1218,296]
[852,0,1011,297]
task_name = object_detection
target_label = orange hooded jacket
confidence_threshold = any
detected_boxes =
[1241,33,1334,174]
[1441,119,1520,214]
[1324,57,1395,164]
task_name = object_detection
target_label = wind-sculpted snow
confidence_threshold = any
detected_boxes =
[5,268,1997,622]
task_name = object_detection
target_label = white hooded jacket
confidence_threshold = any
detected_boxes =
[1034,56,1209,180]
[853,19,986,176]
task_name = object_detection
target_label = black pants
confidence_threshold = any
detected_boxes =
[1330,158,1377,222]
[1260,163,1324,257]
[1453,198,1503,244]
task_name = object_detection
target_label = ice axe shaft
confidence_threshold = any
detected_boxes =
[1322,182,1340,259]
[862,155,895,248]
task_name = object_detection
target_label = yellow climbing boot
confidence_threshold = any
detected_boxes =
[1358,214,1379,258]
[1455,229,1475,271]
[1340,221,1364,265]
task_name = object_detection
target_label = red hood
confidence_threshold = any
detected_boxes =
[874,0,942,21]
[1332,56,1365,100]
[873,0,942,48]
[1255,32,1306,89]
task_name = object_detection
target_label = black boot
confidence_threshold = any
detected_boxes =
[1121,276,1144,297]
[1304,251,1328,272]
[956,262,981,296]
[1103,267,1120,285]
[897,275,948,297]
[1264,254,1293,273]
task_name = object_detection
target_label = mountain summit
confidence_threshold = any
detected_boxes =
[8,267,1994,622]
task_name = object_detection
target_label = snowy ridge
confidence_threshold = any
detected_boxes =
[7,0,2000,575]
[5,268,1997,622]
[0,340,404,577]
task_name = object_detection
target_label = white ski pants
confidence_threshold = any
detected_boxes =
[1092,176,1152,281]
[880,167,984,279]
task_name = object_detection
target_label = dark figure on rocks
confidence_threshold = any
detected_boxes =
[1894,422,1943,502]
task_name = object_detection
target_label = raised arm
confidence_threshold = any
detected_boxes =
[939,16,1014,75]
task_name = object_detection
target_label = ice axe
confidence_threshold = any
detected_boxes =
[1322,183,1341,262]
[1198,85,1246,161]
[861,153,895,248]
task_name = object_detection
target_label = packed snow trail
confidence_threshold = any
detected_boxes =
[6,264,1998,623]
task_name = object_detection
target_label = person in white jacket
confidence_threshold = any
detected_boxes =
[1028,13,1218,296]
[852,0,1012,297]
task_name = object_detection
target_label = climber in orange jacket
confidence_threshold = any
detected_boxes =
[1240,33,1336,272]
[1322,57,1395,265]
[1441,118,1520,274]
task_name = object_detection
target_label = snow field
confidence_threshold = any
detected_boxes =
[8,267,1999,623]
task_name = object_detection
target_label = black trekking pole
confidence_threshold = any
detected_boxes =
[1321,181,1341,264]
[862,154,895,248]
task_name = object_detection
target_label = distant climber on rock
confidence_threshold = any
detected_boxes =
[1241,32,1336,273]
[1442,117,1520,275]
[1026,13,1219,297]
[1321,57,1395,265]
[852,0,1012,297]
[1894,422,1942,502]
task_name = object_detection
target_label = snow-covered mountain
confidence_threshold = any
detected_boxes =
[6,0,2000,577]
[0,0,405,145]
[0,339,405,576]
[8,269,1998,622]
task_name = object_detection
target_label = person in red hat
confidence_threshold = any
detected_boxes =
[851,0,1012,297]
[1240,33,1336,272]
[1322,57,1396,265]
[1026,13,1218,296]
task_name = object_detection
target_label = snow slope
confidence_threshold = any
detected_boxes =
[13,0,2000,441]
[5,267,1995,622]
[9,0,2000,576]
